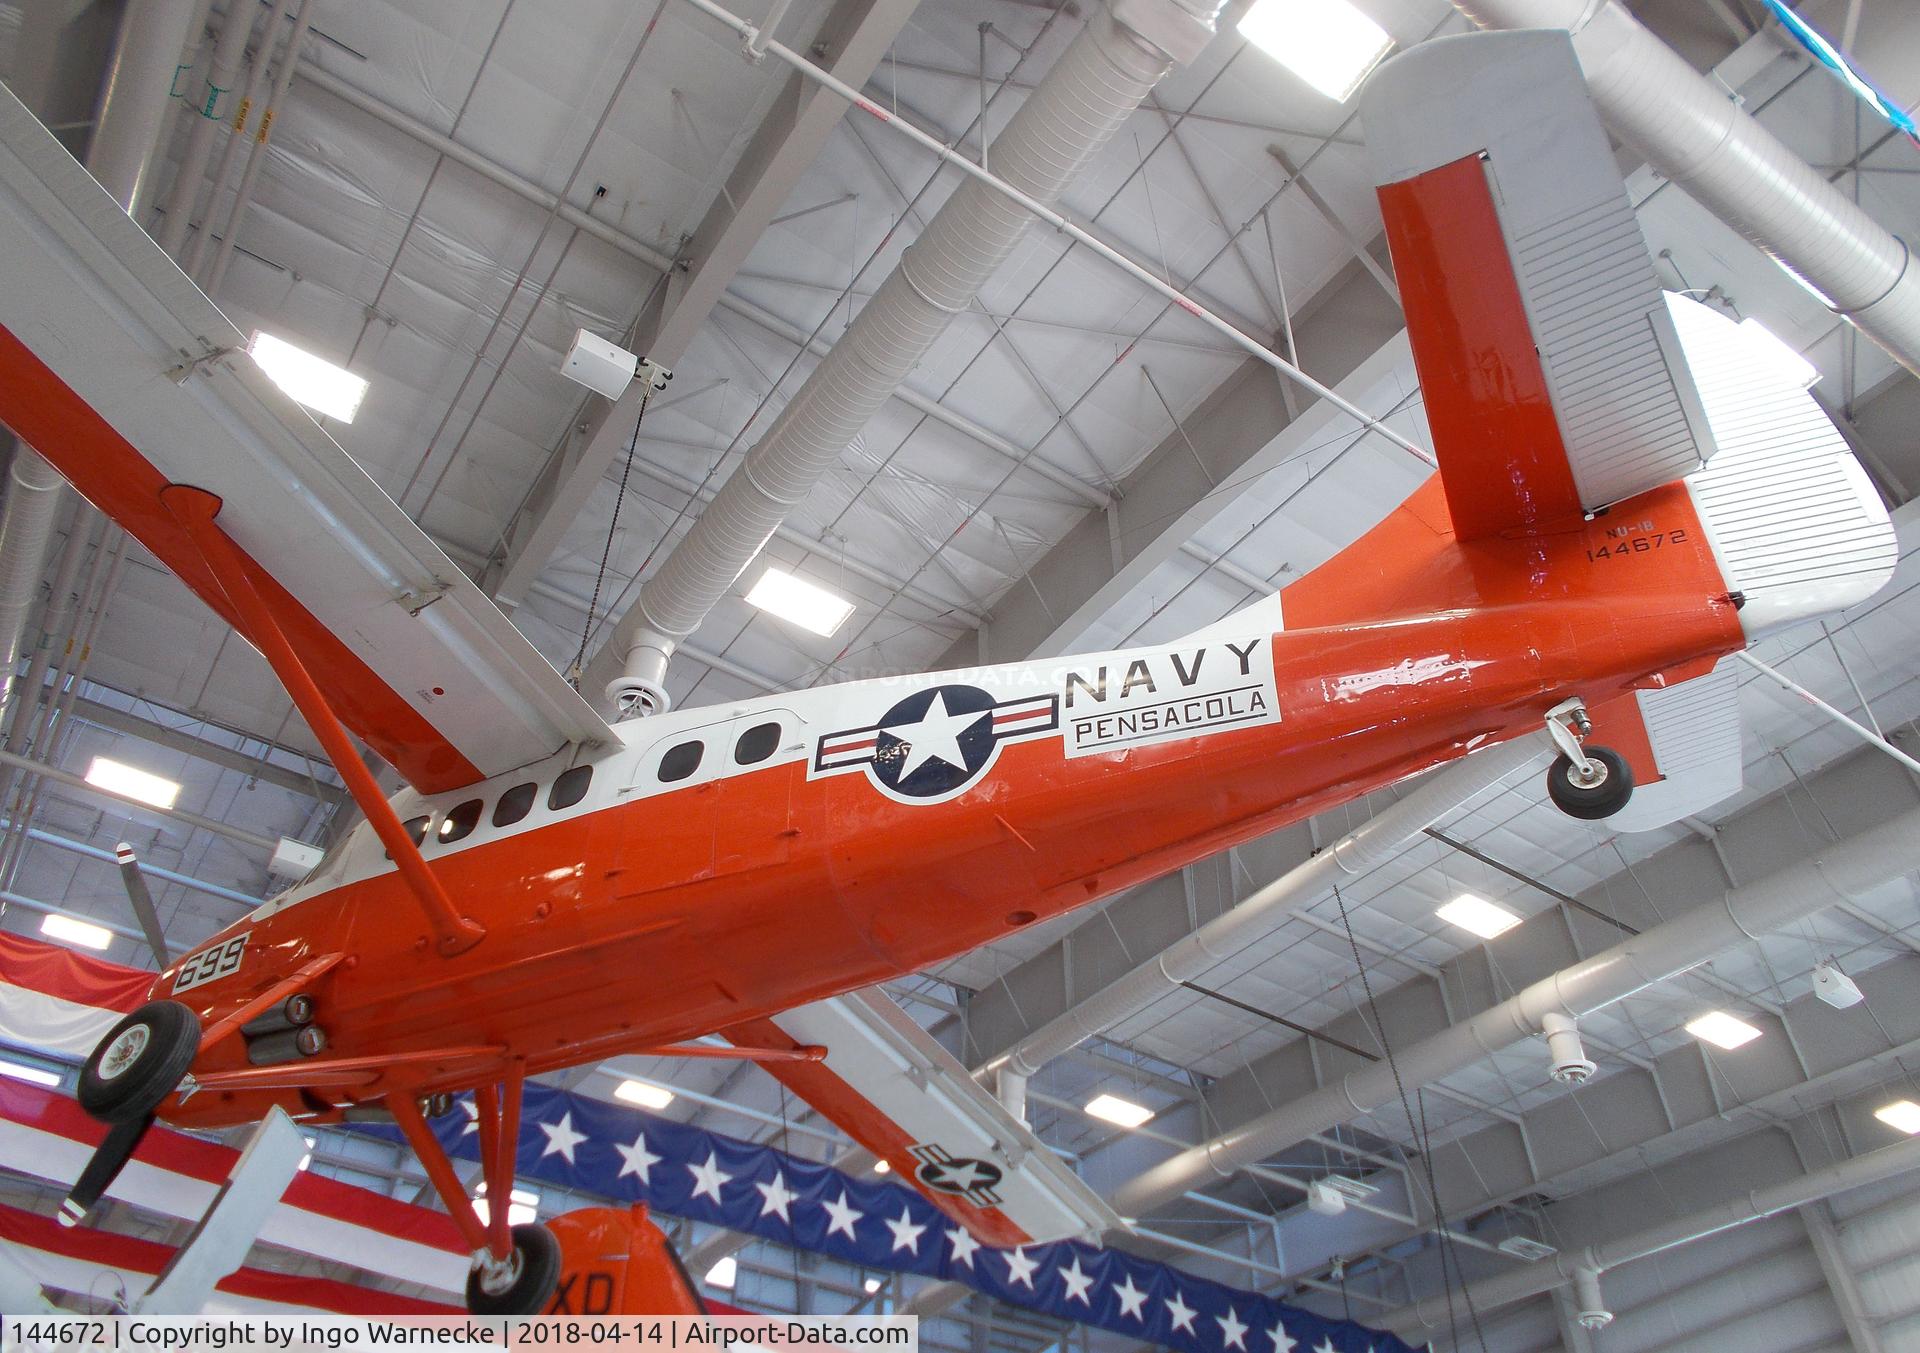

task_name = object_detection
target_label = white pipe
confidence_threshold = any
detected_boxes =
[1109,802,1920,1219]
[1453,0,1920,375]
[0,448,67,715]
[983,732,1549,1080]
[204,0,313,296]
[1381,1132,1920,1336]
[157,0,259,257]
[85,0,202,214]
[746,0,795,58]
[185,0,294,280]
[293,59,1110,509]
[601,0,1231,716]
[1734,649,1920,778]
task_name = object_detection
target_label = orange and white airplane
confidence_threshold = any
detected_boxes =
[0,30,1896,1313]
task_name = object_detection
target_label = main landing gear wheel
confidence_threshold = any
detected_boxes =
[1546,745,1633,821]
[467,1222,561,1314]
[78,1000,200,1123]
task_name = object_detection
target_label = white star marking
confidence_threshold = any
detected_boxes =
[687,1151,732,1204]
[1003,1247,1039,1289]
[822,1190,863,1241]
[459,1097,479,1136]
[1113,1274,1148,1320]
[889,691,989,778]
[884,1207,927,1254]
[1217,1308,1248,1350]
[537,1112,586,1164]
[1165,1291,1197,1334]
[1313,1340,1337,1353]
[1058,1257,1094,1305]
[1268,1324,1296,1353]
[947,1227,981,1268]
[755,1172,797,1221]
[614,1131,661,1183]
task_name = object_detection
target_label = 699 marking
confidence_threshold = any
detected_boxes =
[1586,528,1687,562]
[173,931,249,993]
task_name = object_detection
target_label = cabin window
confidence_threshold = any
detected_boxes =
[659,741,703,783]
[387,815,432,859]
[734,721,780,766]
[548,765,592,811]
[438,799,483,844]
[492,782,536,828]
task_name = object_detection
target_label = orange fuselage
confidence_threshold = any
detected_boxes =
[161,478,1741,1128]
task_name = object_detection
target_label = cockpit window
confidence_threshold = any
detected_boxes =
[548,765,592,811]
[659,741,703,783]
[734,722,780,766]
[438,799,483,844]
[493,782,536,828]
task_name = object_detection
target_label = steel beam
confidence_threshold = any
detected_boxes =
[486,0,921,610]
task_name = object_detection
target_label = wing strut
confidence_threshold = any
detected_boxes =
[159,485,486,956]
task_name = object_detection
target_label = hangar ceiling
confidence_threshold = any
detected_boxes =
[2,0,1920,1347]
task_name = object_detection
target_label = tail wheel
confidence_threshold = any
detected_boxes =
[78,1001,200,1124]
[467,1222,561,1314]
[1546,745,1633,821]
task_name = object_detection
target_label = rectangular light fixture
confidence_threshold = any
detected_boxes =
[0,1058,61,1088]
[863,1278,883,1294]
[85,756,182,809]
[705,1256,738,1289]
[1874,1100,1920,1135]
[1686,1010,1763,1050]
[474,1184,539,1227]
[1738,317,1821,389]
[1085,1092,1155,1128]
[614,1078,675,1110]
[247,331,370,423]
[1238,0,1393,102]
[41,913,113,951]
[1436,893,1522,940]
[873,1158,891,1174]
[745,566,854,637]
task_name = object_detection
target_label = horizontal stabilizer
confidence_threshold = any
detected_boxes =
[1592,663,1745,833]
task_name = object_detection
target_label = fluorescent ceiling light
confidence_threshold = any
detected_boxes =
[1436,893,1522,940]
[1686,1010,1763,1050]
[745,566,854,637]
[1874,1100,1920,1134]
[1085,1092,1155,1128]
[299,1136,316,1172]
[614,1078,675,1110]
[1738,317,1821,389]
[705,1256,738,1289]
[873,1159,891,1174]
[0,1058,61,1088]
[863,1278,882,1294]
[1238,0,1393,102]
[474,1184,539,1227]
[85,756,181,809]
[247,331,369,423]
[41,913,112,951]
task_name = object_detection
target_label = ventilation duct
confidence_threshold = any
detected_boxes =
[1452,0,1920,376]
[1109,803,1920,1219]
[597,0,1226,716]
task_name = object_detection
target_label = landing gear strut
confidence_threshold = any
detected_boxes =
[1543,699,1633,821]
[390,1062,558,1315]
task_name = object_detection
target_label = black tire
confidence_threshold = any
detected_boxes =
[78,1001,200,1124]
[1546,745,1634,820]
[466,1222,561,1315]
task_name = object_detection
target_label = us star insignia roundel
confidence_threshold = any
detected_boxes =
[813,683,1058,803]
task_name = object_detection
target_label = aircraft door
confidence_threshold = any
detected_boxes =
[607,720,726,899]
[713,709,802,876]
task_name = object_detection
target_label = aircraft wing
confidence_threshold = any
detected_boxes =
[1361,30,1716,539]
[0,83,612,794]
[727,990,1121,1248]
